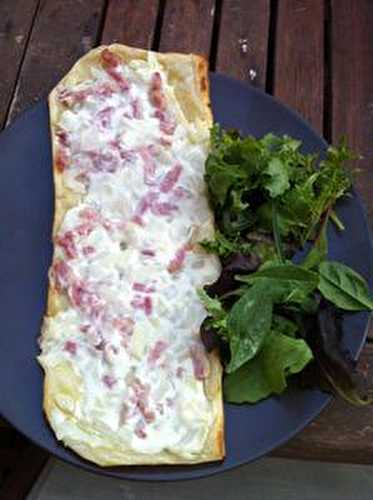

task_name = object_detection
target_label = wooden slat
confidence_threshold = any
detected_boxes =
[216,0,270,88]
[274,344,373,464]
[159,0,215,56]
[101,0,159,48]
[331,0,373,224]
[273,0,324,132]
[0,0,39,128]
[7,0,107,123]
[0,444,48,500]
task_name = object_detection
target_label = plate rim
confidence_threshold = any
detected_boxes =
[0,72,372,481]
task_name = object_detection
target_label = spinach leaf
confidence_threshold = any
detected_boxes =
[226,284,273,373]
[272,315,298,338]
[318,261,373,311]
[237,263,319,306]
[224,331,313,403]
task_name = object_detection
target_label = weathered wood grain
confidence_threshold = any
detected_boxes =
[101,0,159,48]
[0,443,48,500]
[159,0,215,56]
[274,343,373,464]
[331,0,373,225]
[216,0,270,88]
[0,0,39,128]
[273,0,324,132]
[7,0,106,123]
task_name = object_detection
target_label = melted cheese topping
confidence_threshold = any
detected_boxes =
[39,52,220,459]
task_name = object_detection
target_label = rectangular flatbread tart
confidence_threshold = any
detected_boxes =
[37,44,225,466]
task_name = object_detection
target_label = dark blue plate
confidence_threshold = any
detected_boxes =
[0,74,372,481]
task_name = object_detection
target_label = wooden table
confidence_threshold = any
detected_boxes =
[0,0,372,498]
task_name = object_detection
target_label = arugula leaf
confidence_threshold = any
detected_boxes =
[224,331,313,403]
[271,201,285,262]
[264,158,290,197]
[301,214,329,269]
[226,284,273,373]
[318,261,373,311]
[200,230,253,259]
[197,289,229,338]
[205,126,354,256]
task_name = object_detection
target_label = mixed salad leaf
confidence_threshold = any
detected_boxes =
[199,125,373,405]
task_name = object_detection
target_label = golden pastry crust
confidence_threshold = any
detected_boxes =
[41,44,224,466]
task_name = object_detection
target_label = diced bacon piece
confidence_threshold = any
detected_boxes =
[154,109,176,135]
[167,246,187,273]
[132,282,155,293]
[64,340,77,355]
[144,296,152,316]
[149,72,166,110]
[131,295,153,316]
[132,215,144,226]
[120,148,136,162]
[102,374,117,389]
[190,344,209,380]
[139,147,157,185]
[109,139,136,162]
[56,129,70,147]
[141,249,155,257]
[58,87,91,107]
[131,98,143,119]
[95,81,117,98]
[148,340,168,365]
[132,191,159,225]
[137,400,156,423]
[101,48,129,91]
[176,366,185,378]
[75,222,94,237]
[82,245,95,256]
[75,172,90,189]
[55,231,77,259]
[101,48,121,67]
[55,147,70,172]
[87,150,119,173]
[57,82,116,107]
[160,136,172,147]
[51,259,70,291]
[173,186,191,200]
[132,283,146,292]
[112,316,134,334]
[129,378,155,424]
[79,207,98,221]
[160,164,182,193]
[135,421,147,439]
[151,202,178,216]
[97,106,114,128]
[69,280,103,317]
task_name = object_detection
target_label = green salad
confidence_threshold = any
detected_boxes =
[199,125,373,406]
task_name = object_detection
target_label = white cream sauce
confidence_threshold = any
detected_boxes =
[39,52,220,458]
